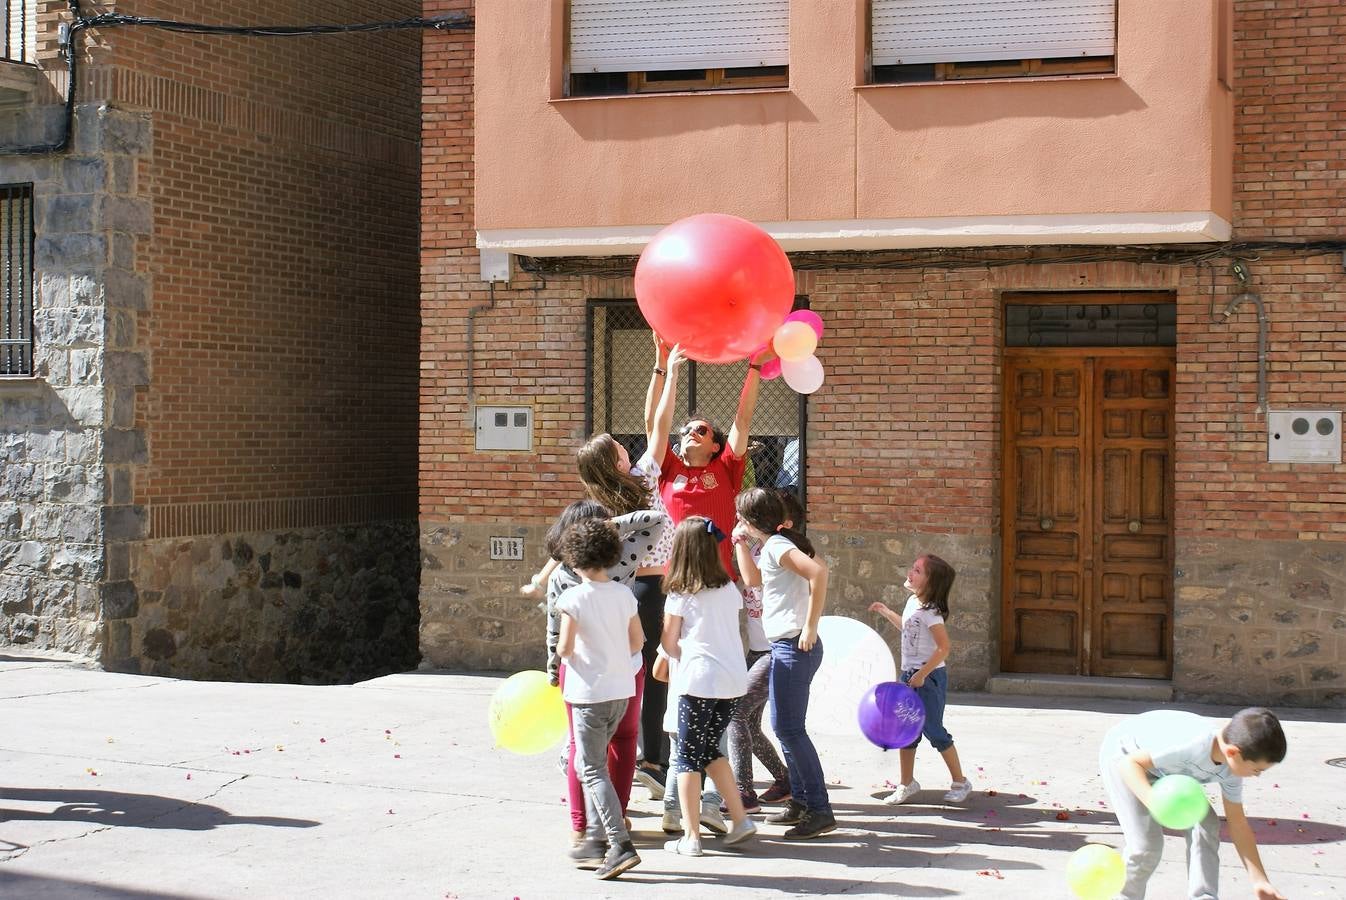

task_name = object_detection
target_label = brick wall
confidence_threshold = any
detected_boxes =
[419,1,1344,704]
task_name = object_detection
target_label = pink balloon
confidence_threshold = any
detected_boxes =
[785,309,824,339]
[760,357,782,380]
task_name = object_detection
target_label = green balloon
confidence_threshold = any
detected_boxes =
[1150,774,1210,829]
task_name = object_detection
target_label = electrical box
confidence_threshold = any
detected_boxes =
[475,406,532,451]
[1267,410,1341,464]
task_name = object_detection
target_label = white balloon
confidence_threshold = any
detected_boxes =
[806,616,897,736]
[781,354,825,394]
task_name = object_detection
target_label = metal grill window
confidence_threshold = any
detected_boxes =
[586,299,808,506]
[3,1,35,64]
[1006,301,1176,348]
[0,184,34,377]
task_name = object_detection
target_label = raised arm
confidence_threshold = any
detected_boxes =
[644,332,670,437]
[726,347,771,458]
[647,344,687,465]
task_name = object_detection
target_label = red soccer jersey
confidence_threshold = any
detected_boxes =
[660,445,746,578]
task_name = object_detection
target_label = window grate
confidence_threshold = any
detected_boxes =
[3,1,35,64]
[585,299,808,508]
[1,184,35,377]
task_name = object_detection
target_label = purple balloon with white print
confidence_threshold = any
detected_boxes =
[857,681,926,750]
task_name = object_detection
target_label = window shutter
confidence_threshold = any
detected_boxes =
[872,0,1116,67]
[569,0,789,73]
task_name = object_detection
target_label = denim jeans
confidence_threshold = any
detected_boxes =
[768,635,831,814]
[900,667,954,752]
[571,698,631,846]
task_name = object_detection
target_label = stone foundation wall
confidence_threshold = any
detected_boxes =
[110,520,421,683]
[419,521,996,689]
[0,103,149,659]
[1175,537,1345,708]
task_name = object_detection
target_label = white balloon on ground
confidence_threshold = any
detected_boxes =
[806,615,897,736]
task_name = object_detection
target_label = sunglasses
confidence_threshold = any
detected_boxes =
[680,424,710,438]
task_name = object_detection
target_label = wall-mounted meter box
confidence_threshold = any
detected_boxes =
[1267,410,1341,464]
[476,406,533,451]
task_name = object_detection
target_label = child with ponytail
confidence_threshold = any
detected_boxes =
[732,487,835,840]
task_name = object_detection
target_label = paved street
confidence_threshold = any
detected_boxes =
[1,650,1341,899]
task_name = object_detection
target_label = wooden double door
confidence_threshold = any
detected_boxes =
[1001,349,1175,678]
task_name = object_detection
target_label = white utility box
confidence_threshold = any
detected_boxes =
[476,406,532,451]
[1267,409,1341,464]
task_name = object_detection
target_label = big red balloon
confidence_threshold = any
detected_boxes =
[635,214,795,364]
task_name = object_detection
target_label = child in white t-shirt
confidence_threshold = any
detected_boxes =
[555,519,645,881]
[869,553,973,806]
[659,517,757,856]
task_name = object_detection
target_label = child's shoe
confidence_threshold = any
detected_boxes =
[759,779,792,804]
[634,764,666,800]
[783,809,837,841]
[723,818,758,846]
[663,836,704,856]
[943,778,973,803]
[765,799,805,825]
[569,837,607,870]
[882,780,921,804]
[699,798,728,834]
[719,790,762,815]
[594,841,641,880]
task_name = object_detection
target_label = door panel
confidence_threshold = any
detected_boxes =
[1003,349,1174,678]
[1001,354,1088,674]
[1091,356,1174,678]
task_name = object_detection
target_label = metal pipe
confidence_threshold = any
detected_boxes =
[465,283,496,426]
[1218,291,1268,415]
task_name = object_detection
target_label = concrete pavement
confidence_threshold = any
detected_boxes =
[1,649,1342,899]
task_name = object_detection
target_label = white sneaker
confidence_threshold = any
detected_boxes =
[944,779,973,803]
[699,799,728,834]
[882,780,921,805]
[661,809,683,834]
[723,818,758,846]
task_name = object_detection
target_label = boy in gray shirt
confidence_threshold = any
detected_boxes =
[1099,707,1287,900]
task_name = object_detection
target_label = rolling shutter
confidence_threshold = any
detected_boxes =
[569,0,789,73]
[872,0,1116,67]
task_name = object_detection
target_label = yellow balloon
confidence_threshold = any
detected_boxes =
[488,670,568,755]
[1066,844,1126,900]
[772,321,818,362]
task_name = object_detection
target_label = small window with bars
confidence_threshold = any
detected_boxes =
[586,299,808,505]
[2,1,36,64]
[1,184,34,377]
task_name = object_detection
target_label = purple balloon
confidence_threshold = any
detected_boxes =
[857,681,926,750]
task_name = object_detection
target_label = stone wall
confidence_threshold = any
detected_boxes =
[0,102,148,658]
[114,520,421,683]
[1175,537,1345,708]
[419,521,996,689]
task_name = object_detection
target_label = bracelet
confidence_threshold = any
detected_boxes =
[653,367,666,376]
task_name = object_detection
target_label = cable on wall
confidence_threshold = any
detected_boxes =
[0,0,472,156]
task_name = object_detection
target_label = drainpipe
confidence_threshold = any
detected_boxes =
[1213,290,1268,416]
[465,283,496,426]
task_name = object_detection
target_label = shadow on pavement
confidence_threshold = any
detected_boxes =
[0,870,218,899]
[0,787,319,831]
